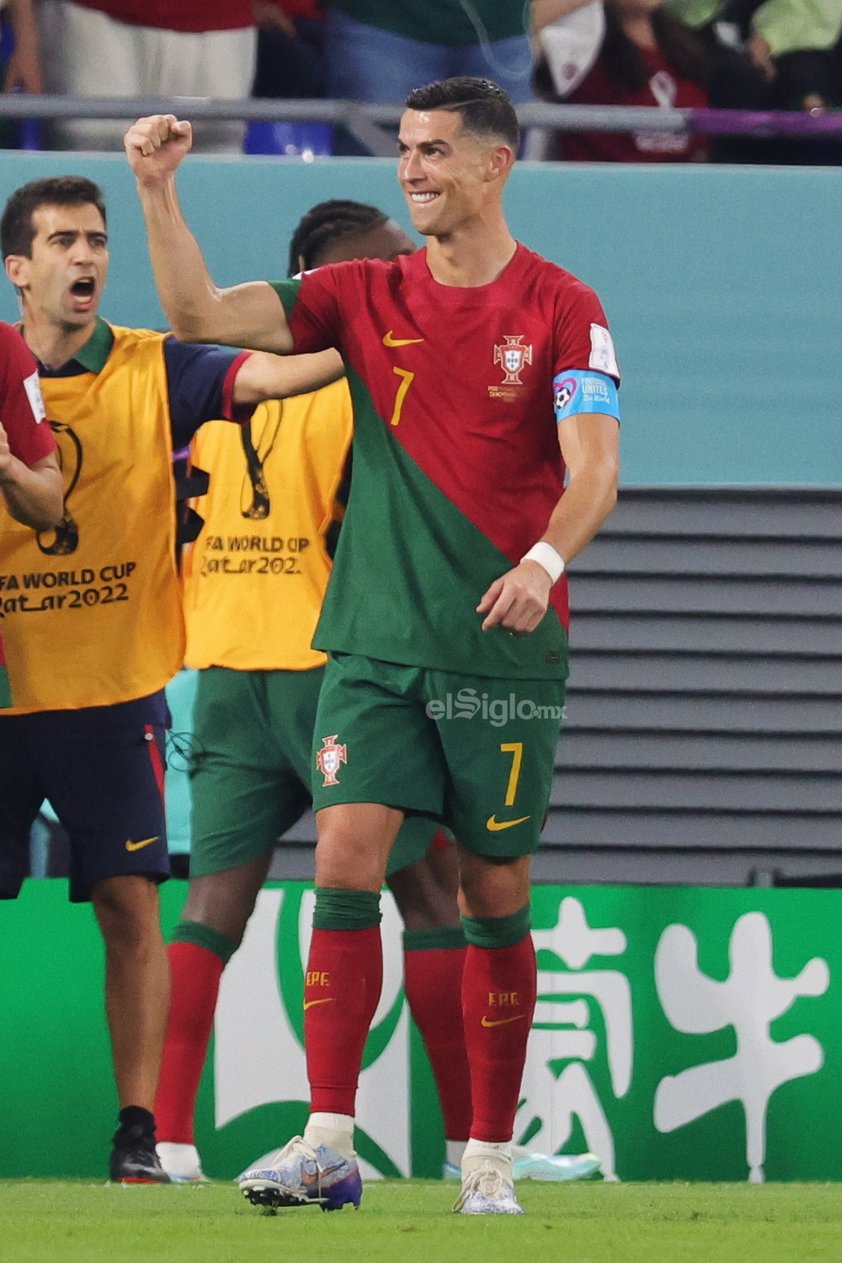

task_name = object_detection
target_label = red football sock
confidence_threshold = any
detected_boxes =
[305,926,383,1116]
[403,942,471,1141]
[461,936,537,1143]
[155,942,224,1144]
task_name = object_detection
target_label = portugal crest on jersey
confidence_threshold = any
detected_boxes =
[494,335,533,385]
[316,734,348,786]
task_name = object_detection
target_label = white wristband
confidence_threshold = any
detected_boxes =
[520,541,565,584]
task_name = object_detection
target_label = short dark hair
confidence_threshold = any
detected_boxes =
[287,198,389,276]
[1,176,107,259]
[405,76,519,151]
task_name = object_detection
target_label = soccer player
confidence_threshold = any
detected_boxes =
[0,176,340,1183]
[0,321,62,531]
[155,199,473,1183]
[125,75,620,1215]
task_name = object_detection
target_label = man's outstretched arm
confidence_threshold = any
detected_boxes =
[124,114,293,353]
[231,350,344,406]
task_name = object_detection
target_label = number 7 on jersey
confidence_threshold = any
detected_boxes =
[389,367,415,426]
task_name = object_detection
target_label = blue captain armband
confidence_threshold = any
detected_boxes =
[553,369,620,423]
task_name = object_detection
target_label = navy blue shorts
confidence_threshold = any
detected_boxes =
[0,692,171,902]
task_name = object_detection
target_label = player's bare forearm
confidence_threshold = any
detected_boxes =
[135,178,289,352]
[233,349,345,406]
[548,410,619,561]
[0,451,63,529]
[476,411,619,634]
[477,463,617,632]
[125,115,294,353]
[541,457,618,564]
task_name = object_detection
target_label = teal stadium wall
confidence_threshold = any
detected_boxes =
[0,152,839,485]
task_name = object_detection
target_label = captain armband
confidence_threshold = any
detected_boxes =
[552,369,620,423]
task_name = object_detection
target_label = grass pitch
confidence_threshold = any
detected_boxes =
[1,1180,841,1263]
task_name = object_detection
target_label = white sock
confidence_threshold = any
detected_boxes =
[156,1141,203,1179]
[446,1139,467,1167]
[462,1138,512,1177]
[303,1111,355,1161]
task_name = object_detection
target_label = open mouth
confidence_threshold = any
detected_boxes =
[70,278,95,299]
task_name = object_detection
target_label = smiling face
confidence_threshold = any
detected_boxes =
[397,108,513,240]
[5,201,108,332]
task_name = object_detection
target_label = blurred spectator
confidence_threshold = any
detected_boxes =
[663,0,842,109]
[667,0,842,107]
[37,1,256,152]
[325,1,535,104]
[664,0,842,157]
[745,0,842,161]
[531,0,607,101]
[741,0,842,109]
[535,0,711,161]
[253,0,326,101]
[831,19,842,100]
[0,0,41,92]
[0,0,42,147]
[323,1,535,153]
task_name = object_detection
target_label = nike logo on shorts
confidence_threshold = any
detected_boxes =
[485,814,531,832]
[481,1014,526,1028]
[303,998,335,1010]
[125,836,160,852]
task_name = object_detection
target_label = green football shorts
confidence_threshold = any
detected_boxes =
[186,665,441,878]
[188,666,320,878]
[311,652,565,858]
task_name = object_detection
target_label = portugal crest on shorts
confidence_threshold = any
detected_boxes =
[493,335,533,385]
[316,734,348,787]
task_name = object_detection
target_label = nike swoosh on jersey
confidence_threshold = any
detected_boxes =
[303,997,335,1010]
[481,1014,526,1028]
[485,814,531,832]
[382,330,424,347]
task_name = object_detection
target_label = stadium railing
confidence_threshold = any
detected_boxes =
[0,95,840,156]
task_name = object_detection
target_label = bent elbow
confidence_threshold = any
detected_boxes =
[168,292,224,344]
[169,314,210,343]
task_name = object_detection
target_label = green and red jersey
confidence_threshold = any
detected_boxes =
[270,243,618,680]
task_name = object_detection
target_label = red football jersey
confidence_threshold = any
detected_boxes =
[0,322,54,466]
[272,245,619,679]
